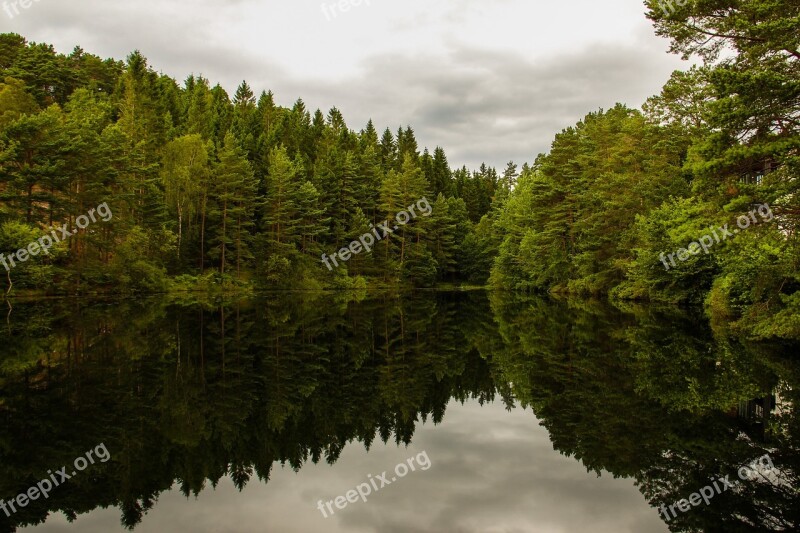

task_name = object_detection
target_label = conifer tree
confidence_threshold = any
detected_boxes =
[379,154,429,268]
[262,145,300,250]
[208,133,257,276]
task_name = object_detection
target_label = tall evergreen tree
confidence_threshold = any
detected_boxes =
[208,133,257,276]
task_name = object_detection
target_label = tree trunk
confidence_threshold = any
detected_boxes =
[220,200,227,274]
[200,194,207,274]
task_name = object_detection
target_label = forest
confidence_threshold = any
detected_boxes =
[0,0,798,339]
[0,31,508,293]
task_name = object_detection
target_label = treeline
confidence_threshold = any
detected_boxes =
[0,33,510,292]
[1,0,798,340]
[487,0,799,339]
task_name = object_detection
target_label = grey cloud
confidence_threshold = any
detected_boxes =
[5,0,686,170]
[271,41,686,168]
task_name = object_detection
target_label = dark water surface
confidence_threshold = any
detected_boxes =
[0,292,797,532]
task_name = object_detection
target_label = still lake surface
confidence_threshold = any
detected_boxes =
[0,291,797,532]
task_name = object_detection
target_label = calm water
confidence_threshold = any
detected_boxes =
[0,292,797,532]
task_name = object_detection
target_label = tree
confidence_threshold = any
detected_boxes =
[430,147,453,197]
[425,194,459,280]
[501,161,518,191]
[0,77,38,129]
[294,180,328,257]
[643,0,800,337]
[491,106,687,294]
[208,133,257,276]
[0,105,69,225]
[0,221,65,294]
[161,134,209,260]
[379,127,396,174]
[185,75,213,140]
[645,0,800,64]
[379,154,429,271]
[262,145,300,250]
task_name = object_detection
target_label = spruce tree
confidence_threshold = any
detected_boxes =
[208,133,258,276]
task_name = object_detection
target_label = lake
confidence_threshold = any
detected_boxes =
[0,291,797,532]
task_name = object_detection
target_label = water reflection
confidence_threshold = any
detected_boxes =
[0,292,797,532]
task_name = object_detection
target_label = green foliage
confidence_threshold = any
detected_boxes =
[108,226,174,293]
[0,77,38,129]
[487,1,800,338]
[0,33,510,294]
[402,241,438,287]
[1,10,799,336]
[616,197,719,303]
[639,0,800,337]
[161,134,210,262]
[460,215,499,284]
[207,133,258,277]
[491,106,688,294]
[0,221,66,292]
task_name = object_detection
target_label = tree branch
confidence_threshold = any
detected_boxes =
[683,22,767,44]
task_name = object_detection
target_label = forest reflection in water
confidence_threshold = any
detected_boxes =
[0,291,798,532]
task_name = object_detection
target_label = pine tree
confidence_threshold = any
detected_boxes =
[502,161,518,190]
[425,195,459,280]
[262,145,300,250]
[379,154,429,270]
[294,180,329,256]
[396,126,419,167]
[357,142,383,222]
[379,128,396,174]
[0,77,38,129]
[0,105,68,225]
[208,133,258,276]
[209,84,233,148]
[185,75,213,140]
[431,147,453,197]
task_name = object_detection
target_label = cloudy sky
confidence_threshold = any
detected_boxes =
[3,0,690,169]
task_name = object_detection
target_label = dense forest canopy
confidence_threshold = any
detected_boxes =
[0,0,798,339]
[492,0,799,339]
[0,32,508,292]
